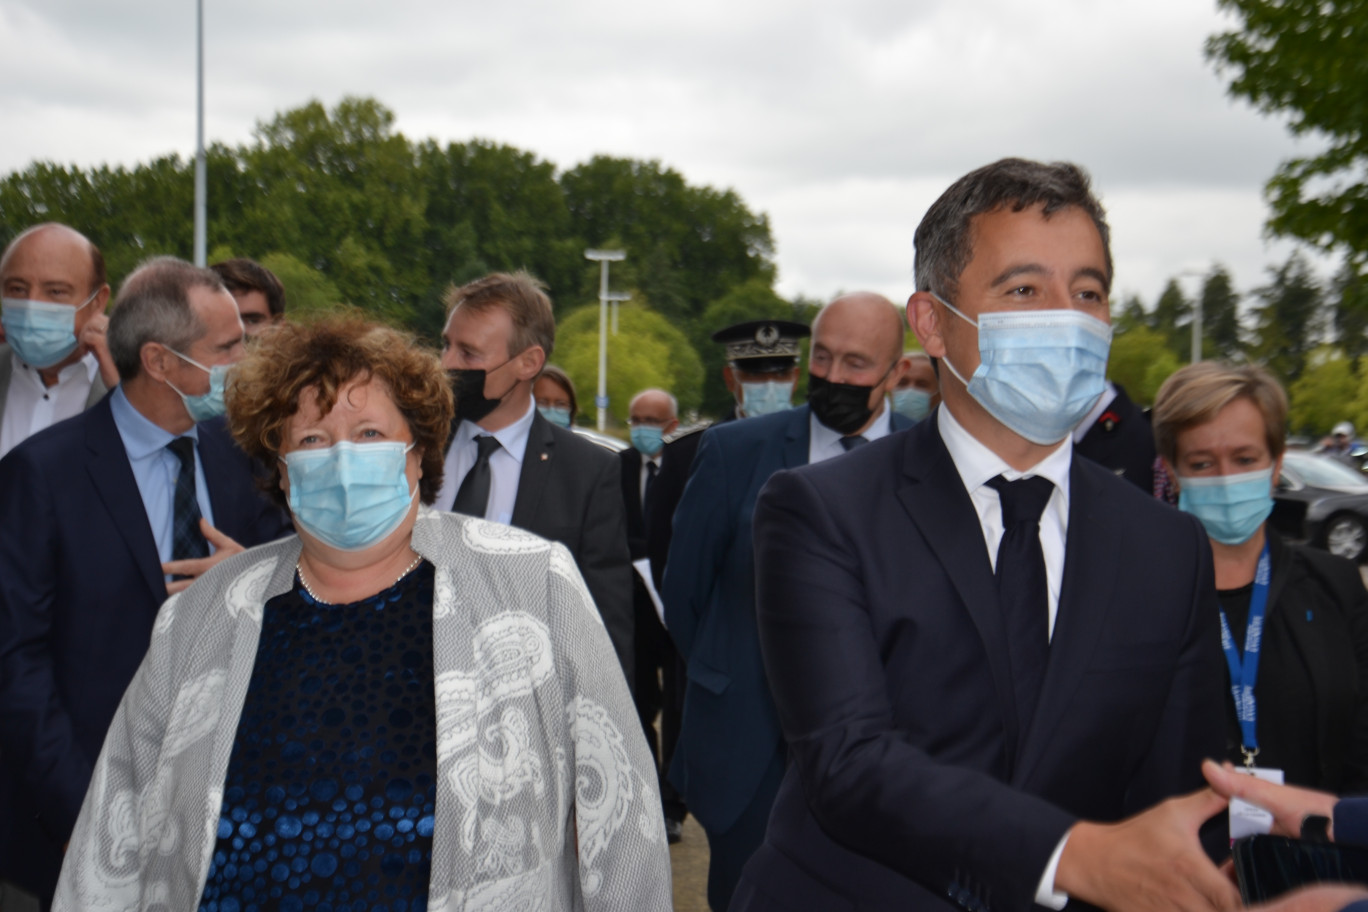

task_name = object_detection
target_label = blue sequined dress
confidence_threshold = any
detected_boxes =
[199,561,437,912]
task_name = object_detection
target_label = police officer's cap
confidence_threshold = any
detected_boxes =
[711,320,810,374]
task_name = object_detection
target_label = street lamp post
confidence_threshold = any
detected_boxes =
[584,249,626,432]
[193,0,206,267]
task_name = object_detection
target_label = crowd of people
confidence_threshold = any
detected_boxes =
[2,156,1368,912]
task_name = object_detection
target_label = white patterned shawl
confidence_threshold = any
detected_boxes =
[53,507,672,911]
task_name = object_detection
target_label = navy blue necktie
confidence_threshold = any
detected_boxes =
[453,435,501,517]
[167,437,209,562]
[839,435,868,451]
[986,474,1053,737]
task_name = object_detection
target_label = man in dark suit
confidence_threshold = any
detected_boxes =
[620,387,687,840]
[0,257,292,907]
[664,292,912,910]
[1073,380,1157,493]
[435,271,633,682]
[733,159,1234,912]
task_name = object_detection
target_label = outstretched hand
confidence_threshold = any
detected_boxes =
[162,519,244,594]
[1203,759,1338,840]
[1055,787,1240,912]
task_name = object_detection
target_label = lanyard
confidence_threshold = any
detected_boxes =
[1218,542,1271,768]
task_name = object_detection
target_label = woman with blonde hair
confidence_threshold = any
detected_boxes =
[1154,361,1368,794]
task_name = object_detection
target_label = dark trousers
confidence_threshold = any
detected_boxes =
[633,593,688,823]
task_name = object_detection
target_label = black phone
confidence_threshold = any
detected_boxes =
[1232,835,1368,904]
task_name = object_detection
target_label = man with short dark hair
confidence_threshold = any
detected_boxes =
[664,292,912,910]
[209,257,286,336]
[0,223,118,458]
[732,159,1231,912]
[435,271,634,682]
[0,256,291,908]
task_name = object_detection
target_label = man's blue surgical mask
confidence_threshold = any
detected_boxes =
[166,349,231,422]
[891,387,933,421]
[740,379,794,418]
[538,405,572,428]
[630,425,665,457]
[934,293,1112,446]
[1177,467,1275,546]
[1,289,100,368]
[283,441,418,551]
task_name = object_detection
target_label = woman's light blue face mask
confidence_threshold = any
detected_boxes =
[1177,467,1276,546]
[282,440,418,551]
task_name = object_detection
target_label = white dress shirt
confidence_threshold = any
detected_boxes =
[807,402,895,464]
[434,394,536,522]
[0,350,100,458]
[936,404,1074,908]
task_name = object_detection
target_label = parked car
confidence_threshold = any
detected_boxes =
[572,426,629,452]
[1271,451,1368,562]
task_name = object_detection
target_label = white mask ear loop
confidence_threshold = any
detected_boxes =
[928,291,977,389]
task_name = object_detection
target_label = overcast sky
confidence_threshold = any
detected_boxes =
[0,0,1329,309]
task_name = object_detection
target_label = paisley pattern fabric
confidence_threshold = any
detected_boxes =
[54,508,671,911]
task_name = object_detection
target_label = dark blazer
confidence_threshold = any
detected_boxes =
[662,405,914,836]
[1224,531,1368,793]
[645,413,732,591]
[732,410,1225,912]
[508,411,634,682]
[0,395,291,902]
[1074,382,1156,494]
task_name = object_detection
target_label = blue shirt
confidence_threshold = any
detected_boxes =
[108,386,217,571]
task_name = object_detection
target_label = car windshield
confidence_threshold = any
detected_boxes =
[1284,452,1368,489]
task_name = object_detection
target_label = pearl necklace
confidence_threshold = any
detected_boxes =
[296,553,424,605]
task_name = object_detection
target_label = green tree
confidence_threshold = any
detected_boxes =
[554,302,705,426]
[1332,262,1368,366]
[1200,264,1243,361]
[1291,350,1357,436]
[1113,293,1148,334]
[559,156,776,325]
[1248,252,1324,384]
[1109,325,1182,407]
[1149,278,1192,358]
[1207,1,1368,266]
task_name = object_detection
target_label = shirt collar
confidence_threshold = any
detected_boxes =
[809,401,894,451]
[108,385,199,460]
[13,349,99,384]
[938,402,1072,494]
[455,393,536,464]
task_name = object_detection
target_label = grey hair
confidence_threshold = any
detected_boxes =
[630,388,678,418]
[913,158,1112,300]
[108,256,225,381]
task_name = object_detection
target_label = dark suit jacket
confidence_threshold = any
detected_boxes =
[662,405,913,835]
[0,395,291,901]
[1224,531,1368,793]
[733,410,1225,912]
[1074,383,1155,494]
[507,411,634,682]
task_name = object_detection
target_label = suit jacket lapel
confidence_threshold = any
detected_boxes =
[1015,457,1119,783]
[896,414,1023,757]
[84,397,167,603]
[510,411,554,529]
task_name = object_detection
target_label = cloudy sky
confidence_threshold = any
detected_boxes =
[0,0,1328,309]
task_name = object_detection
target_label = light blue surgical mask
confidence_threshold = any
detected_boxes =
[165,349,231,422]
[283,441,418,551]
[1177,468,1275,546]
[934,294,1112,446]
[1,290,100,368]
[538,405,572,428]
[630,425,665,456]
[891,387,933,421]
[740,379,794,417]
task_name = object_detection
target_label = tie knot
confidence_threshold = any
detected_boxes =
[646,460,659,476]
[474,435,501,459]
[987,474,1053,526]
[840,435,868,451]
[166,436,196,469]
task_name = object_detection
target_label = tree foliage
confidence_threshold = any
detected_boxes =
[1109,326,1182,407]
[1248,252,1324,383]
[1207,1,1368,265]
[1289,350,1358,436]
[1200,264,1243,361]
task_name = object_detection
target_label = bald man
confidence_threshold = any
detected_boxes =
[662,292,913,909]
[0,223,119,458]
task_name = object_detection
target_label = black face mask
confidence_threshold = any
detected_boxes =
[807,372,879,435]
[448,367,504,423]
